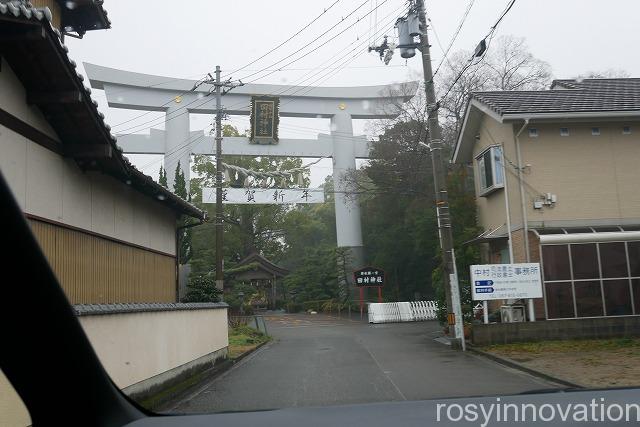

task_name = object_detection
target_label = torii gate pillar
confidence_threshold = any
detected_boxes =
[165,105,191,192]
[331,111,364,286]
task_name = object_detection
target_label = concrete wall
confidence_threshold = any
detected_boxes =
[0,304,229,426]
[472,315,640,346]
[77,305,229,391]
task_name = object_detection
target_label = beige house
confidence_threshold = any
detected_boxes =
[454,78,640,321]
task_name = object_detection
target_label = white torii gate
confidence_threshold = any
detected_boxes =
[85,63,417,283]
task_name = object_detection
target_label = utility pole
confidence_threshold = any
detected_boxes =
[370,0,464,348]
[214,66,224,296]
[193,67,243,298]
[414,0,464,349]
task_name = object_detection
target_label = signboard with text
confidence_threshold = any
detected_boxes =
[470,263,543,301]
[353,266,385,287]
[202,187,324,204]
[250,95,279,144]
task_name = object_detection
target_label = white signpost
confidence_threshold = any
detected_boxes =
[470,263,543,324]
[202,187,324,205]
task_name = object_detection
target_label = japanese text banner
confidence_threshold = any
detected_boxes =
[202,188,325,204]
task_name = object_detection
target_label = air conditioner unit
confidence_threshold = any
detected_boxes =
[500,305,525,323]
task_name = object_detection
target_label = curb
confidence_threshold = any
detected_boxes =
[153,339,272,411]
[229,338,271,365]
[466,345,584,389]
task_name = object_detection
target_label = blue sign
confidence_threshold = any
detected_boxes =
[474,280,494,287]
[476,287,494,293]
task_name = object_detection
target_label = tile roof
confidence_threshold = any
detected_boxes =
[74,302,228,316]
[0,2,205,220]
[0,1,52,22]
[471,78,640,116]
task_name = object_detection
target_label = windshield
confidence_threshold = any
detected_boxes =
[1,0,639,425]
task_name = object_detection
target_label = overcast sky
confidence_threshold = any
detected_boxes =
[67,0,640,186]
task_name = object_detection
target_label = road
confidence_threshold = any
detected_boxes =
[167,313,558,413]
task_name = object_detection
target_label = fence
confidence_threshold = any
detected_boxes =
[228,315,269,335]
[368,301,438,324]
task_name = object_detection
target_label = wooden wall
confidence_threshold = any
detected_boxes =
[28,218,176,304]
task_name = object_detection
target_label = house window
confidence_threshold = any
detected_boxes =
[560,127,570,136]
[541,240,640,319]
[591,127,600,136]
[476,146,504,195]
[623,126,631,135]
[528,128,538,138]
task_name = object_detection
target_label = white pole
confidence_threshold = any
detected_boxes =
[483,300,489,324]
[450,251,466,351]
[500,143,514,264]
[527,298,536,322]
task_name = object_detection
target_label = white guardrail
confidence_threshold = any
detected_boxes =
[368,301,438,324]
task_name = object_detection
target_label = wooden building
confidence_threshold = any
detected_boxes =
[0,1,205,304]
[228,252,289,309]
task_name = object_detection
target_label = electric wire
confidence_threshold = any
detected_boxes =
[221,0,342,77]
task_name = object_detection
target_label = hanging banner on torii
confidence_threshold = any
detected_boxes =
[202,187,324,204]
[250,95,279,145]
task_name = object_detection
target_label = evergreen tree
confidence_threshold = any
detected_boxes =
[181,275,221,303]
[173,161,193,265]
[158,165,167,188]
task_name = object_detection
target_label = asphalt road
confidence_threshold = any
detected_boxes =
[168,313,558,413]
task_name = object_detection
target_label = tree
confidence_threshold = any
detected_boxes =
[341,35,548,307]
[181,275,222,303]
[438,35,552,136]
[282,245,341,304]
[188,125,311,279]
[575,69,629,79]
[158,165,167,188]
[173,161,192,265]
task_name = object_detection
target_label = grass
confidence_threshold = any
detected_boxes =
[228,325,270,359]
[484,337,640,354]
[482,337,640,388]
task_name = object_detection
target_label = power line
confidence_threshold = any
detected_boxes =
[119,7,402,175]
[222,0,343,77]
[220,5,401,113]
[238,0,388,83]
[430,0,475,80]
[108,3,401,141]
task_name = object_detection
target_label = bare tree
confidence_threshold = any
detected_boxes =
[350,34,553,196]
[437,35,552,139]
[575,69,630,79]
[483,35,552,91]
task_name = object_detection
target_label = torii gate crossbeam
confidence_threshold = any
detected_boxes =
[85,63,417,292]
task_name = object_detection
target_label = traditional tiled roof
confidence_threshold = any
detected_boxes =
[471,79,640,116]
[0,2,204,220]
[74,302,228,316]
[233,252,290,278]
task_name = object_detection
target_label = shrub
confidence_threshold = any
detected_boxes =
[181,275,222,303]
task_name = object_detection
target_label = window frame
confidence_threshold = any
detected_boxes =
[540,240,640,320]
[475,145,505,197]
